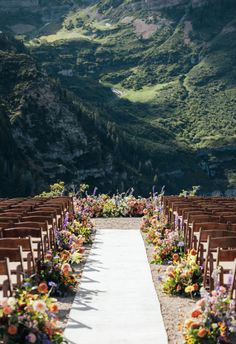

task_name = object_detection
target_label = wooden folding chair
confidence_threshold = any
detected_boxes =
[2,227,46,259]
[190,222,229,252]
[10,221,51,247]
[21,216,53,247]
[0,247,24,287]
[203,236,236,289]
[0,238,36,275]
[216,248,236,288]
[196,229,235,265]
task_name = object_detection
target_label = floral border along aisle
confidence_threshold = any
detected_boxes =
[0,208,94,343]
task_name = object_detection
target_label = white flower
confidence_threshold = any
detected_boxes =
[70,251,82,264]
[7,297,17,307]
[32,300,47,313]
[0,298,8,307]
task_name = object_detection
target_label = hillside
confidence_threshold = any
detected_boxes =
[0,33,141,196]
[0,0,236,195]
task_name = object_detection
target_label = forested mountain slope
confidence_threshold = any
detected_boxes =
[0,0,235,195]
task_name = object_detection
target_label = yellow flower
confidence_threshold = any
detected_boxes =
[185,285,194,293]
[185,319,193,328]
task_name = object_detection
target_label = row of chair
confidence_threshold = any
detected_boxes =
[162,196,236,294]
[0,196,74,297]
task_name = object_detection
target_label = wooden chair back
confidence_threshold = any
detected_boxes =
[0,237,36,273]
[203,236,236,288]
[0,247,24,286]
[0,258,13,297]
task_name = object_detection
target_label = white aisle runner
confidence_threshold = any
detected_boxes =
[64,230,168,344]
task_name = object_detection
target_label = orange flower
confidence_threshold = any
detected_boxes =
[192,283,199,291]
[198,328,208,338]
[191,309,202,318]
[3,306,13,315]
[168,272,176,279]
[190,249,197,256]
[7,325,18,335]
[49,303,59,313]
[38,282,48,294]
[172,253,179,261]
[60,251,70,261]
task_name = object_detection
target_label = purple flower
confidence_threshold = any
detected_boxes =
[23,282,31,287]
[93,187,98,196]
[48,281,57,288]
[177,241,185,247]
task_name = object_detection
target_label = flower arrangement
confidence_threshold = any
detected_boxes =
[75,194,154,218]
[0,191,96,343]
[182,286,236,344]
[162,249,202,297]
[37,251,78,296]
[0,284,65,344]
[55,229,85,253]
[152,229,185,265]
[67,219,93,244]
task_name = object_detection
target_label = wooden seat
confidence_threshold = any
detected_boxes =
[11,221,51,246]
[0,247,24,287]
[2,227,46,259]
[25,212,56,226]
[0,238,36,274]
[196,229,235,265]
[0,215,20,222]
[21,216,55,247]
[189,222,229,250]
[223,215,236,224]
[203,236,236,290]
[216,248,236,288]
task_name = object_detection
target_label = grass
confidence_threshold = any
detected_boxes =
[117,81,176,103]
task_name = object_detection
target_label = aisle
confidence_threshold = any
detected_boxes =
[64,229,168,344]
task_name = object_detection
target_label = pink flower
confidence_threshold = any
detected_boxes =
[196,298,206,308]
[219,286,226,294]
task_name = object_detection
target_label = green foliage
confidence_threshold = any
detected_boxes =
[37,181,65,198]
[179,185,200,197]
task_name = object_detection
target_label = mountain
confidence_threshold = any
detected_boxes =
[0,0,236,196]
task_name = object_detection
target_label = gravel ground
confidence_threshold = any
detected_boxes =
[141,231,195,344]
[57,231,95,326]
[92,217,142,229]
[61,218,194,343]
